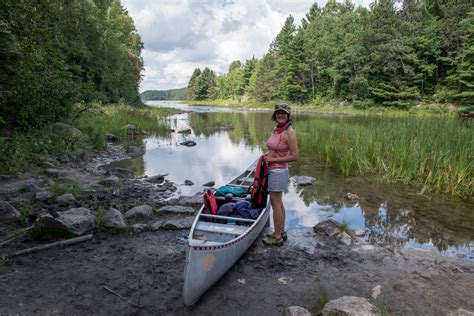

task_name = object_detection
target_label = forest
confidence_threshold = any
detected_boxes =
[141,88,188,101]
[0,0,143,132]
[187,0,474,109]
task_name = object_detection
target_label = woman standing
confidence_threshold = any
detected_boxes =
[262,103,299,246]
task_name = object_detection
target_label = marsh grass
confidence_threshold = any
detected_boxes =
[297,115,473,199]
[339,220,355,237]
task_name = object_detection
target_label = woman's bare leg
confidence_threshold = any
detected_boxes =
[270,191,284,239]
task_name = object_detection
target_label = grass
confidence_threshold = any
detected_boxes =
[311,286,329,315]
[339,219,355,237]
[95,207,106,230]
[0,102,177,174]
[296,115,473,199]
[48,178,81,197]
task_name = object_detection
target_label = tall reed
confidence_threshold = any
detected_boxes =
[296,115,473,199]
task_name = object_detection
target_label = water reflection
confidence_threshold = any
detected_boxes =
[108,102,474,260]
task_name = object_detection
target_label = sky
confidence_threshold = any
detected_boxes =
[121,0,373,92]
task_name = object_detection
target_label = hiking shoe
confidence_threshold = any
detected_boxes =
[262,235,284,246]
[266,231,288,241]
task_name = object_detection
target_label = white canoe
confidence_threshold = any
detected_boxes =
[182,160,270,306]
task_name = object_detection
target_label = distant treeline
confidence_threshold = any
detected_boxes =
[187,0,473,108]
[0,0,143,131]
[141,88,188,101]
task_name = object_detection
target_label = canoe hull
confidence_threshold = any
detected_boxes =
[183,200,270,306]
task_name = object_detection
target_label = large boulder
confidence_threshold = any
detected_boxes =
[125,205,153,220]
[36,207,96,236]
[106,168,134,179]
[51,123,83,137]
[322,296,379,316]
[145,174,167,183]
[103,208,126,229]
[55,193,77,207]
[314,219,342,237]
[160,217,194,230]
[282,306,311,316]
[126,146,145,156]
[291,176,316,186]
[156,205,195,215]
[0,201,21,220]
[36,191,54,203]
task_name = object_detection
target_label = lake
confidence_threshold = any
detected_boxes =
[109,100,474,261]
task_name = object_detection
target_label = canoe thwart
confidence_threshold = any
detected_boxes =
[195,221,249,236]
[199,213,256,223]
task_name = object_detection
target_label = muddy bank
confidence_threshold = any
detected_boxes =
[0,144,473,315]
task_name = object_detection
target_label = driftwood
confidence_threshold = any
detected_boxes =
[0,226,34,247]
[103,285,142,309]
[6,234,93,258]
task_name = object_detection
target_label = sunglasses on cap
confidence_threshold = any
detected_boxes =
[274,103,290,114]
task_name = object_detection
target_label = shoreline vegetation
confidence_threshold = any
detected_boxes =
[0,103,176,175]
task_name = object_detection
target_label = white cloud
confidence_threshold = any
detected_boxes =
[121,0,372,91]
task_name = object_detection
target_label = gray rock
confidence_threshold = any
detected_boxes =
[123,124,137,134]
[58,154,70,163]
[106,133,118,142]
[0,201,21,220]
[99,176,121,187]
[146,174,167,183]
[125,205,153,219]
[161,217,194,230]
[106,168,134,179]
[314,219,341,237]
[36,191,54,202]
[203,181,215,187]
[51,123,83,137]
[291,176,316,186]
[103,208,126,229]
[156,205,195,215]
[322,296,379,316]
[55,193,77,206]
[44,168,70,177]
[354,229,365,237]
[184,179,194,186]
[282,306,311,316]
[151,220,163,230]
[180,140,196,147]
[131,223,149,233]
[446,308,474,316]
[178,192,202,206]
[338,232,352,246]
[36,207,95,236]
[345,192,360,200]
[126,146,145,156]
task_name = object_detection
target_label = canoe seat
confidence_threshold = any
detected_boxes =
[195,221,249,236]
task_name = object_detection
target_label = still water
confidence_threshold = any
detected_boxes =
[110,101,474,260]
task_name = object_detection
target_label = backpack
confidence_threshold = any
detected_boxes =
[250,155,268,209]
[203,189,218,215]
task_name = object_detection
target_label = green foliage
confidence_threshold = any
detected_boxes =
[190,0,471,109]
[95,207,106,229]
[0,0,143,131]
[141,88,187,100]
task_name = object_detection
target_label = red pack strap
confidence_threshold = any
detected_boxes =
[203,189,218,215]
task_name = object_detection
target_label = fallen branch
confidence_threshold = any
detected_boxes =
[0,226,34,247]
[6,234,93,258]
[103,285,142,309]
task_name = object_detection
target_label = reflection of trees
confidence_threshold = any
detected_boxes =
[362,197,474,251]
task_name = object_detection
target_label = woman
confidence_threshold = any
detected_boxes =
[262,103,299,246]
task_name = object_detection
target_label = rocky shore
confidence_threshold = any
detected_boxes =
[0,143,473,315]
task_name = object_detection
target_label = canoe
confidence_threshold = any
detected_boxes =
[182,159,270,306]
